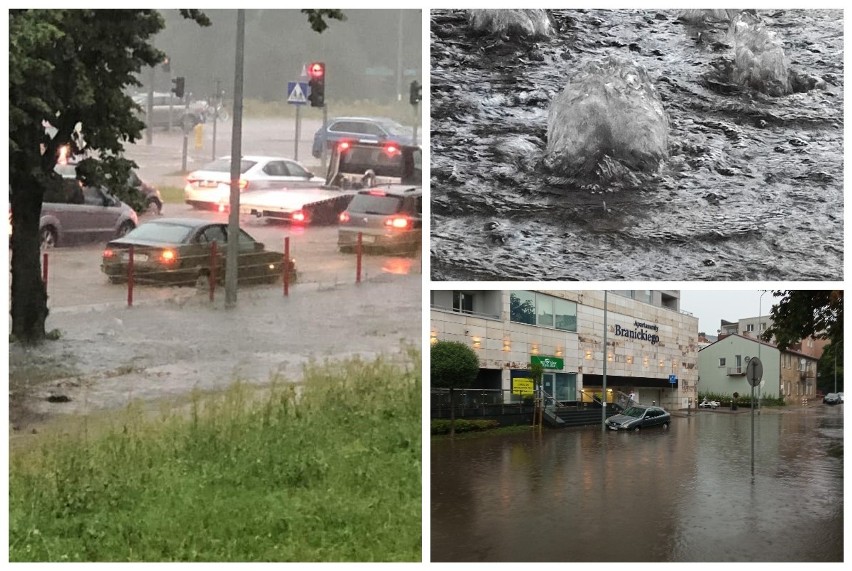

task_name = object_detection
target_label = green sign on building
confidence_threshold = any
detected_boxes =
[531,355,564,370]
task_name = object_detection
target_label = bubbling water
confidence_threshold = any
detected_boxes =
[467,9,552,38]
[545,55,669,180]
[728,11,791,96]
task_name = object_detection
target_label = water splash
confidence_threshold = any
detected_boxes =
[545,55,669,180]
[728,11,791,96]
[679,9,740,23]
[468,9,552,38]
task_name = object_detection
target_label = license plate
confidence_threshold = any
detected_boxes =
[361,235,376,243]
[123,253,148,262]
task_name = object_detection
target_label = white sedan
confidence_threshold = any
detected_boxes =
[698,399,720,409]
[184,155,324,210]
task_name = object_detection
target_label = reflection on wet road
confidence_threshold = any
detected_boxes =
[431,407,843,562]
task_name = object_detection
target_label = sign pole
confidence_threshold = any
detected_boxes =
[294,104,301,162]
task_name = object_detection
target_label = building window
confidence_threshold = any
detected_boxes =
[554,298,577,332]
[746,324,754,332]
[719,358,726,367]
[510,291,577,332]
[536,294,554,328]
[453,291,474,314]
[510,291,536,325]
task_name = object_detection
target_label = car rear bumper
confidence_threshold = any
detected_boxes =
[337,228,420,253]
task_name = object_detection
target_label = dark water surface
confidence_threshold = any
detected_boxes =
[431,407,843,562]
[430,9,844,280]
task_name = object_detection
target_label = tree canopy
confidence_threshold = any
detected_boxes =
[761,290,843,351]
[431,341,480,390]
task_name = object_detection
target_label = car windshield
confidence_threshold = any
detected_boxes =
[622,406,646,418]
[199,158,256,174]
[348,193,404,215]
[125,222,192,243]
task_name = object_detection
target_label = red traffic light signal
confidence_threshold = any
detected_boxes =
[308,62,325,79]
[308,62,325,108]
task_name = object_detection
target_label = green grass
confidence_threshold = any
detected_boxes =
[9,352,422,562]
[157,185,184,204]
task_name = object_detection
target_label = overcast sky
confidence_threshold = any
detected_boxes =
[680,290,778,336]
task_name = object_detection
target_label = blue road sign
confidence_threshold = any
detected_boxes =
[287,81,309,105]
[669,374,677,384]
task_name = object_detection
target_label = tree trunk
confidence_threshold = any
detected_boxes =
[10,160,50,343]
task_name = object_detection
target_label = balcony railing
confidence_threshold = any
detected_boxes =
[727,367,745,376]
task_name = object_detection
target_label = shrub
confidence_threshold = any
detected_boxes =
[431,419,499,435]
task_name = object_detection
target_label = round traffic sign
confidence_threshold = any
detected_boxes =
[747,357,763,387]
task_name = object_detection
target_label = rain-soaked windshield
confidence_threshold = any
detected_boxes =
[623,406,646,418]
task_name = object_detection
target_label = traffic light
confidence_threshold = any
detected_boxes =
[162,57,171,73]
[307,62,325,108]
[172,76,185,99]
[409,80,422,105]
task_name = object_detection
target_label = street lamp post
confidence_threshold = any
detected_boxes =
[758,290,768,412]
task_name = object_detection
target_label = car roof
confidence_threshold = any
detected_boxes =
[208,156,301,163]
[142,218,213,229]
[355,186,421,198]
[328,116,400,124]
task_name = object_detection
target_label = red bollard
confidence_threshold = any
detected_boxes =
[127,245,134,307]
[42,252,48,288]
[209,240,217,301]
[283,236,290,297]
[356,232,362,284]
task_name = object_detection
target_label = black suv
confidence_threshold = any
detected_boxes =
[337,186,422,255]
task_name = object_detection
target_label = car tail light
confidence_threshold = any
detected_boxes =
[238,179,249,190]
[159,249,178,264]
[385,216,411,230]
[338,141,351,153]
[103,248,116,259]
[292,210,307,223]
[217,203,227,213]
[384,143,400,156]
[368,190,387,197]
[339,211,350,223]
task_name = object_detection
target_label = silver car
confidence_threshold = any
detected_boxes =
[337,187,422,255]
[37,179,138,248]
[132,92,207,130]
[605,405,671,431]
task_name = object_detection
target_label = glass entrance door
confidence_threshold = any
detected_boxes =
[542,373,555,402]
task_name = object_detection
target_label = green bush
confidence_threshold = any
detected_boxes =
[698,391,787,408]
[431,419,499,435]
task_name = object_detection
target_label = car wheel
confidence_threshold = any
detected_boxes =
[633,426,640,432]
[146,198,162,216]
[117,221,135,238]
[195,273,210,292]
[663,421,670,429]
[39,226,58,249]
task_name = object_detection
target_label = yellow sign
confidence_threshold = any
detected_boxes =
[513,377,534,396]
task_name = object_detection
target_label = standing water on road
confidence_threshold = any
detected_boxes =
[430,9,843,280]
[431,407,843,562]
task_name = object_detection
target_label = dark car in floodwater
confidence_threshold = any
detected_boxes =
[823,393,841,405]
[605,405,671,431]
[101,218,294,286]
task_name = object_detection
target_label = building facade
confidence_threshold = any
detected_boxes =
[696,334,781,399]
[430,290,699,411]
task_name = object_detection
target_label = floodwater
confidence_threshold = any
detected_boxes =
[430,9,844,280]
[431,407,843,562]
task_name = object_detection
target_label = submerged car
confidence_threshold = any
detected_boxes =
[337,187,422,255]
[101,218,294,286]
[605,405,671,431]
[36,178,138,249]
[698,398,720,409]
[823,393,841,405]
[184,156,322,210]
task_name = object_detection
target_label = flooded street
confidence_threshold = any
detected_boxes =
[431,406,843,562]
[430,9,844,280]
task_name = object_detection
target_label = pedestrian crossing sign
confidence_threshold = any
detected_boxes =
[287,81,309,105]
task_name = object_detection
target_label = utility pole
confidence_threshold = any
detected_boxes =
[396,10,404,102]
[226,9,245,308]
[212,78,221,160]
[146,67,154,145]
[602,290,608,430]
